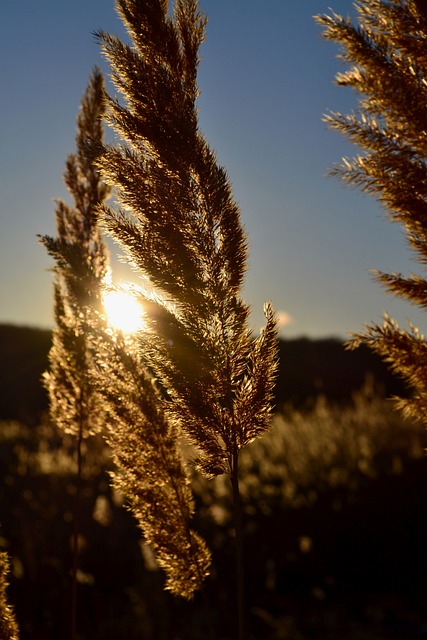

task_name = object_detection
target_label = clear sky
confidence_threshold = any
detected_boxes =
[1,0,424,339]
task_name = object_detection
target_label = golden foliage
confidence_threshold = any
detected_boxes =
[90,329,211,598]
[41,64,211,598]
[0,552,19,640]
[316,0,427,421]
[95,0,279,481]
[40,67,110,438]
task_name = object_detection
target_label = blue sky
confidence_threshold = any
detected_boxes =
[1,0,424,339]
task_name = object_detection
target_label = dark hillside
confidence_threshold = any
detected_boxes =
[276,337,409,408]
[0,324,51,424]
[0,325,409,423]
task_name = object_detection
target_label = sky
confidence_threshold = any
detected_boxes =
[1,0,425,340]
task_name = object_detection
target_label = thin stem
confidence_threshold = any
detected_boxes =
[179,512,216,640]
[231,448,245,640]
[71,407,84,640]
[199,582,217,640]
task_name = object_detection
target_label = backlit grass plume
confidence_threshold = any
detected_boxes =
[91,329,211,598]
[39,67,111,640]
[41,67,210,600]
[95,2,278,634]
[96,0,278,485]
[0,553,19,640]
[40,67,110,439]
[316,1,427,425]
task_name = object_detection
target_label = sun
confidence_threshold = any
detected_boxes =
[102,289,146,334]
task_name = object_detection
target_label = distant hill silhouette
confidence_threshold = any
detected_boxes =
[276,337,409,408]
[0,324,409,424]
[0,324,51,425]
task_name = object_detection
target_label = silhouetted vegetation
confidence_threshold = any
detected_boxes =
[1,325,426,638]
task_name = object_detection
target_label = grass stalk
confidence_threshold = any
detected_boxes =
[231,448,245,640]
[71,406,83,640]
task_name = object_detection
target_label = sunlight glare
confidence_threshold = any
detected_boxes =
[103,289,146,333]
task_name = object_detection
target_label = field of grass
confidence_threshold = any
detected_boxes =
[1,382,426,639]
